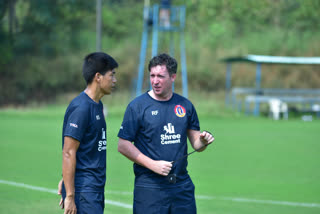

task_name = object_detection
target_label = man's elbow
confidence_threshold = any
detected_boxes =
[62,150,74,159]
[118,139,133,156]
[117,144,122,154]
[117,140,126,154]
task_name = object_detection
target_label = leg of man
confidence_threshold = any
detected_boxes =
[170,180,197,214]
[133,186,170,214]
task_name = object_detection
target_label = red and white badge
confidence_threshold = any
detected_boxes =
[174,105,186,117]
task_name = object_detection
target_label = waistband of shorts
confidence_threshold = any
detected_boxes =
[134,176,192,189]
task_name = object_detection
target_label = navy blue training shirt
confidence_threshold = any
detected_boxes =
[118,92,200,187]
[62,92,107,193]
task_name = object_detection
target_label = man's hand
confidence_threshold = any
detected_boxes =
[57,178,64,209]
[64,195,77,214]
[200,131,214,145]
[150,160,172,176]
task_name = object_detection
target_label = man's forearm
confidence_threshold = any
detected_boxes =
[188,130,213,152]
[62,152,76,197]
[193,139,208,152]
[118,138,172,176]
[118,139,153,167]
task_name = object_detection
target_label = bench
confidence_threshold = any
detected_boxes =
[231,87,320,112]
[244,95,320,117]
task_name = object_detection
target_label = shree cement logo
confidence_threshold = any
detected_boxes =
[161,123,181,145]
[98,128,107,151]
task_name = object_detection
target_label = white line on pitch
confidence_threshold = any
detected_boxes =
[0,179,132,209]
[106,189,320,208]
[194,195,320,208]
[1,179,320,209]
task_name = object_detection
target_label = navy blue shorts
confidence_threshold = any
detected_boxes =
[63,192,105,214]
[133,180,196,214]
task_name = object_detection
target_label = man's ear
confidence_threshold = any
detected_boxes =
[95,73,101,82]
[170,73,177,82]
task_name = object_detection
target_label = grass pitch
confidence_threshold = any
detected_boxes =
[0,94,319,214]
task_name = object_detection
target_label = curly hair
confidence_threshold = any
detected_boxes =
[148,53,177,75]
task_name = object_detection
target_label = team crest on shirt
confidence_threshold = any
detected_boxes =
[174,105,186,117]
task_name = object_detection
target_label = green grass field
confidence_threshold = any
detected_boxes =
[0,93,320,214]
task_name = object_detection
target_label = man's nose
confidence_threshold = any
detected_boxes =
[153,77,159,84]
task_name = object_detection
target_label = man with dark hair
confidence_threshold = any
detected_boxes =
[118,53,214,214]
[58,52,118,214]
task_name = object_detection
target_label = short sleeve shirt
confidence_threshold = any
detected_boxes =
[118,92,200,187]
[62,92,107,192]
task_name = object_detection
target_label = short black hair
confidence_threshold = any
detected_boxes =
[148,53,177,75]
[82,52,118,85]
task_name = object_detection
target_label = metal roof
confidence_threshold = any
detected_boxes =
[222,55,320,64]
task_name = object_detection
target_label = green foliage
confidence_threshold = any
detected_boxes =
[102,2,142,40]
[0,54,85,105]
[12,0,95,56]
[0,0,320,105]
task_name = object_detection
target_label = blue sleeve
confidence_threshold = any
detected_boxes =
[64,106,89,142]
[188,104,200,131]
[118,104,140,142]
